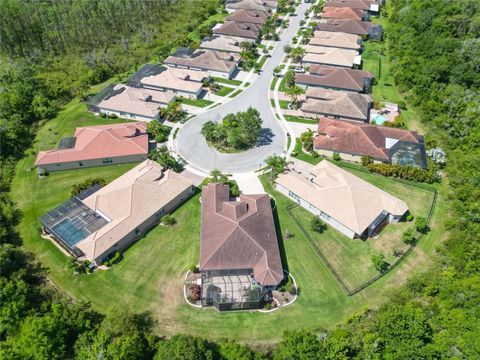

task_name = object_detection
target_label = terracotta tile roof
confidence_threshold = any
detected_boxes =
[275,161,408,235]
[200,35,253,53]
[35,122,148,166]
[326,0,378,11]
[226,9,269,24]
[296,66,373,92]
[302,88,371,121]
[314,118,424,161]
[164,49,238,73]
[141,67,207,94]
[317,19,374,36]
[97,85,173,118]
[303,46,359,67]
[200,183,283,287]
[310,31,361,50]
[214,21,261,39]
[77,160,193,260]
[226,0,276,12]
[320,6,365,21]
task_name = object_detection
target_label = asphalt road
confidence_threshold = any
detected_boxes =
[175,2,310,173]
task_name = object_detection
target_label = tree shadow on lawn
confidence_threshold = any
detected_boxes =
[271,198,290,274]
[257,128,275,147]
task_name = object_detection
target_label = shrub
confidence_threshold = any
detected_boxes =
[291,151,299,157]
[108,113,118,119]
[162,214,176,226]
[103,260,111,267]
[311,216,327,233]
[373,100,385,110]
[366,162,439,183]
[284,230,293,239]
[110,251,122,264]
[71,177,107,197]
[300,130,313,152]
[311,151,319,158]
[372,253,389,273]
[228,181,241,197]
[189,264,198,273]
[361,155,372,166]
[392,247,403,257]
[398,100,407,110]
[278,276,295,294]
[99,112,107,118]
[283,44,292,54]
[415,217,428,233]
[406,213,414,221]
[264,302,272,310]
[402,228,416,245]
[332,152,341,161]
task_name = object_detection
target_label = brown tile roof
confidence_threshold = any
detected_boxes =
[200,35,253,53]
[35,122,148,166]
[200,183,283,287]
[214,21,261,39]
[314,117,424,161]
[302,88,371,121]
[326,0,378,11]
[310,31,361,50]
[141,67,207,94]
[302,46,359,67]
[317,19,373,36]
[296,66,373,92]
[320,6,365,21]
[226,0,277,12]
[226,9,269,24]
[164,50,238,74]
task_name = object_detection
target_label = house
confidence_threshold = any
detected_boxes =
[320,6,368,21]
[40,160,194,264]
[310,31,362,51]
[164,48,239,79]
[35,122,149,174]
[226,9,269,25]
[225,0,276,13]
[200,34,254,53]
[275,161,408,238]
[295,66,374,93]
[325,0,380,14]
[199,183,283,311]
[317,19,383,40]
[140,67,207,99]
[302,46,361,68]
[313,118,428,168]
[213,21,262,40]
[95,85,175,121]
[300,88,371,122]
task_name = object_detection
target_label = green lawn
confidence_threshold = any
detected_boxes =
[258,55,268,68]
[278,76,289,92]
[229,89,243,98]
[270,76,278,90]
[289,167,435,290]
[212,77,242,86]
[10,96,446,343]
[178,98,213,108]
[284,115,317,124]
[215,86,234,97]
[292,138,321,165]
[279,100,290,109]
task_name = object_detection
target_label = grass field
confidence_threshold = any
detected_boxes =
[178,98,213,108]
[216,86,234,97]
[284,115,317,124]
[10,97,446,343]
[229,89,243,98]
[292,138,321,165]
[212,77,242,86]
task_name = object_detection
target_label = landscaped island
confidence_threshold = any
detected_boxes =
[201,107,262,152]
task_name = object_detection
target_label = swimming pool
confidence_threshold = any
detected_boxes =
[372,114,387,125]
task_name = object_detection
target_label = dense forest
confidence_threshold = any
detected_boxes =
[1,0,480,358]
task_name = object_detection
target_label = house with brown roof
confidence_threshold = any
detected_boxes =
[325,0,379,13]
[95,85,175,121]
[140,67,207,99]
[317,19,383,40]
[275,161,408,238]
[40,160,194,264]
[302,46,361,68]
[200,34,254,53]
[225,0,276,13]
[310,31,362,51]
[314,118,428,168]
[226,9,269,24]
[164,48,239,79]
[320,6,368,21]
[300,88,371,122]
[295,66,374,93]
[213,20,262,40]
[199,183,283,311]
[35,122,149,174]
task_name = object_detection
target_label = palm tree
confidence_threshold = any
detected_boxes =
[285,85,303,108]
[265,155,291,183]
[290,47,305,63]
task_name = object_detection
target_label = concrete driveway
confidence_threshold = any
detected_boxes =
[175,2,311,174]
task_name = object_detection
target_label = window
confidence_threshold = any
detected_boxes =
[79,161,83,166]
[102,158,113,164]
[320,211,330,221]
[288,191,300,201]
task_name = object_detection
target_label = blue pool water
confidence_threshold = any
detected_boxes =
[52,218,88,247]
[373,114,387,125]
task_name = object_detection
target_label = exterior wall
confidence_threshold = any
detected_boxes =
[37,154,148,174]
[301,110,367,122]
[98,108,158,122]
[314,148,386,164]
[93,185,195,264]
[142,84,201,99]
[297,82,360,93]
[302,60,352,69]
[275,183,357,238]
[166,62,235,80]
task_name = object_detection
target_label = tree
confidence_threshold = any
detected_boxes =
[265,155,291,182]
[289,47,305,62]
[71,177,107,197]
[402,228,416,245]
[415,217,428,233]
[372,253,389,273]
[300,129,314,152]
[148,146,183,172]
[285,85,303,108]
[274,330,323,360]
[311,216,327,233]
[147,121,171,143]
[283,70,296,88]
[162,214,176,226]
[154,335,213,360]
[283,44,292,54]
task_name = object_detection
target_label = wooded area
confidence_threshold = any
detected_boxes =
[1,0,480,358]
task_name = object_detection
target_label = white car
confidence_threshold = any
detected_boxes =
[294,66,305,73]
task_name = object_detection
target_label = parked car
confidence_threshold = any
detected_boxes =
[294,66,305,73]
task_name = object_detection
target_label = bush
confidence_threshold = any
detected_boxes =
[415,217,428,233]
[278,276,295,295]
[99,112,107,118]
[398,100,407,110]
[402,228,416,245]
[361,155,372,166]
[332,152,341,161]
[311,216,327,233]
[103,260,111,267]
[406,213,414,221]
[264,302,272,310]
[373,100,385,110]
[110,251,122,264]
[300,130,313,152]
[108,113,118,119]
[366,162,439,183]
[283,44,292,53]
[284,230,293,239]
[71,177,107,197]
[162,214,176,226]
[372,253,389,273]
[189,264,198,273]
[311,151,319,158]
